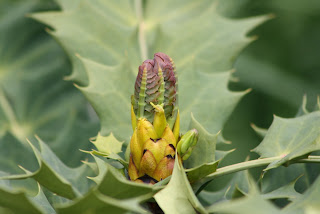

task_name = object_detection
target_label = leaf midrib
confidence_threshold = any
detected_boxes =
[135,0,148,61]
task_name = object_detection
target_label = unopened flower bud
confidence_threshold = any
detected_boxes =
[131,53,178,126]
[128,53,197,184]
[177,129,199,161]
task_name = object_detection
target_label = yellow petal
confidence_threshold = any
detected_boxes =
[130,130,142,169]
[152,156,175,181]
[161,125,176,147]
[150,102,167,138]
[143,138,169,164]
[131,104,137,131]
[128,155,139,181]
[172,110,180,143]
[164,144,175,158]
[137,118,158,147]
[139,150,157,177]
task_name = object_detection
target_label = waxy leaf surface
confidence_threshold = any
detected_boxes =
[57,155,158,214]
[155,157,207,214]
[253,111,320,170]
[1,137,94,200]
[32,0,266,141]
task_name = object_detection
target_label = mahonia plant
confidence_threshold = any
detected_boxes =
[129,53,198,184]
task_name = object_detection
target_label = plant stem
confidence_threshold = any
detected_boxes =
[194,156,320,193]
[298,155,320,163]
[207,157,280,180]
[135,0,148,60]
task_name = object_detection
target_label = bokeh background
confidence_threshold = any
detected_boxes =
[220,0,320,164]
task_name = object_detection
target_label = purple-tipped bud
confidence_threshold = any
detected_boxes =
[132,53,177,122]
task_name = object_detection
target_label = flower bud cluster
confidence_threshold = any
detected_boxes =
[129,53,197,184]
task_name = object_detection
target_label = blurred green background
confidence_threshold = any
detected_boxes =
[219,0,320,164]
[0,0,99,174]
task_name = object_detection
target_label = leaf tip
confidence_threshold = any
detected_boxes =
[86,176,94,181]
[245,88,252,94]
[62,76,69,81]
[248,35,259,42]
[73,83,81,89]
[34,134,41,141]
[44,27,53,34]
[18,165,27,171]
[230,148,236,153]
[89,133,99,143]
[229,76,240,83]
[250,147,258,154]
[81,160,90,165]
[272,114,279,120]
[26,138,34,148]
[79,149,92,154]
[225,140,232,145]
[267,13,277,20]
[224,185,232,197]
[18,165,33,174]
[244,156,251,162]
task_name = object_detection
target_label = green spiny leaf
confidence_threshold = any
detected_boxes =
[254,99,320,194]
[251,123,268,138]
[184,114,219,168]
[198,170,251,206]
[56,155,158,214]
[260,165,311,198]
[56,191,150,214]
[32,0,266,142]
[185,161,219,183]
[183,114,232,180]
[252,111,320,171]
[90,155,158,199]
[206,172,280,214]
[261,175,302,201]
[282,175,320,214]
[75,57,135,141]
[0,172,54,214]
[31,0,139,85]
[154,156,207,214]
[89,150,128,169]
[1,137,94,200]
[91,132,123,155]
[295,95,309,117]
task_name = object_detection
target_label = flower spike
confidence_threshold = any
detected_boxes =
[129,53,197,184]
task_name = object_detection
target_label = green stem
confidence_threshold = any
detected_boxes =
[298,156,320,163]
[206,157,280,180]
[135,0,148,60]
[194,156,320,194]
